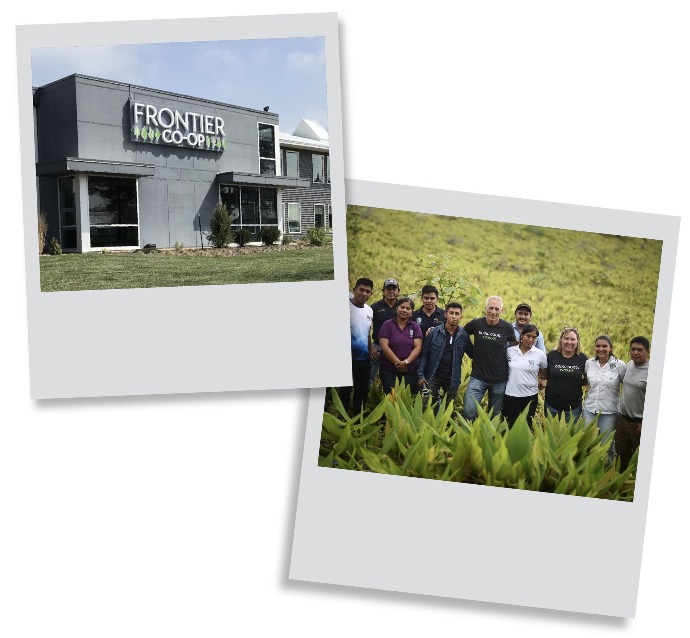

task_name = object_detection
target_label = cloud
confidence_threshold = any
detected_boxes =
[202,46,246,75]
[286,50,326,71]
[31,45,141,85]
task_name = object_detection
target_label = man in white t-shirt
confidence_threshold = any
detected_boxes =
[338,278,374,415]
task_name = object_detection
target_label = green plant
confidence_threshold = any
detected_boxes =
[413,254,483,309]
[101,248,108,254]
[260,226,281,246]
[320,384,637,500]
[174,241,184,251]
[234,228,252,247]
[38,213,48,254]
[207,202,233,248]
[306,226,327,246]
[48,237,62,255]
[281,235,293,246]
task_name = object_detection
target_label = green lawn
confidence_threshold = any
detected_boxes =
[39,246,334,292]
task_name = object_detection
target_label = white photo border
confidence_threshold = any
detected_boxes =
[17,13,351,398]
[289,178,680,618]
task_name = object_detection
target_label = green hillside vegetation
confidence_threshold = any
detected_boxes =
[346,206,662,353]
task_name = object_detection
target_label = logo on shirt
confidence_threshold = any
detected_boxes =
[478,330,504,341]
[416,318,422,324]
[555,364,581,373]
[409,329,414,338]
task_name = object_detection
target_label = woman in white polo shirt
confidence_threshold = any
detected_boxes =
[583,335,626,460]
[503,324,548,428]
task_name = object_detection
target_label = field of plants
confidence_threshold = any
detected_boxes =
[321,205,662,498]
[346,205,661,352]
[321,385,638,500]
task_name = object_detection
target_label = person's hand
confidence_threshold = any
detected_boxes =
[395,360,408,372]
[370,346,380,361]
[538,378,546,390]
[418,378,428,387]
[636,422,642,436]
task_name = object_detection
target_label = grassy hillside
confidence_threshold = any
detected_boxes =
[346,205,662,354]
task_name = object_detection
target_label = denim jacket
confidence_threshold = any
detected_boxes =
[417,323,471,388]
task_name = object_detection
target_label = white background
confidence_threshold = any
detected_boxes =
[1,2,687,636]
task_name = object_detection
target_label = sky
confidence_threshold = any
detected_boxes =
[31,38,328,135]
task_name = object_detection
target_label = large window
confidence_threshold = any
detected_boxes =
[58,176,77,251]
[88,176,138,248]
[312,154,325,184]
[314,204,326,228]
[287,203,301,234]
[219,185,278,242]
[285,150,299,178]
[258,123,276,176]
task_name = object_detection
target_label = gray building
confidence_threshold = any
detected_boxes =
[279,119,331,237]
[33,74,318,252]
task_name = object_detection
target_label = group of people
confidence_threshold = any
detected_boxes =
[338,277,650,470]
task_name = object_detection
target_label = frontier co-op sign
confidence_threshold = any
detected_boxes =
[129,100,227,152]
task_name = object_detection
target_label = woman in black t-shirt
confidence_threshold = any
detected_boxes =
[539,327,588,423]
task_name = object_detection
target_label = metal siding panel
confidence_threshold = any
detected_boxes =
[167,181,202,248]
[138,178,170,248]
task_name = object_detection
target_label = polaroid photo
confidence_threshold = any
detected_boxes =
[17,13,350,398]
[290,179,680,617]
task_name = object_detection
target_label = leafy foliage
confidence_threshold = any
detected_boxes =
[48,237,62,255]
[234,228,252,247]
[321,384,637,500]
[306,227,328,246]
[207,202,233,248]
[260,226,281,246]
[413,254,483,308]
[346,205,662,354]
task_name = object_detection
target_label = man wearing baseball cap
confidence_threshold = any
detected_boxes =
[512,303,546,352]
[369,278,401,388]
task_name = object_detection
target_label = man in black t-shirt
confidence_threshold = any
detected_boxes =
[412,284,445,336]
[368,278,400,388]
[462,295,517,420]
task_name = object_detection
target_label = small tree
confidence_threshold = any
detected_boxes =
[306,227,327,246]
[38,213,48,254]
[48,237,62,255]
[234,228,251,247]
[207,202,233,248]
[260,226,281,246]
[414,254,483,309]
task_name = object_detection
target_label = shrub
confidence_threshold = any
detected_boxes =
[48,237,62,255]
[260,226,281,246]
[207,202,233,248]
[234,228,251,247]
[174,241,184,251]
[306,226,327,246]
[281,235,293,246]
[320,384,637,500]
[38,213,48,254]
[414,254,483,309]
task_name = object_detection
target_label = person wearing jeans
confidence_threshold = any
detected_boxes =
[462,296,517,421]
[417,302,470,413]
[583,335,626,462]
[337,278,374,415]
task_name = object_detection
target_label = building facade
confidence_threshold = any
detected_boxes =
[279,119,331,237]
[33,74,329,252]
